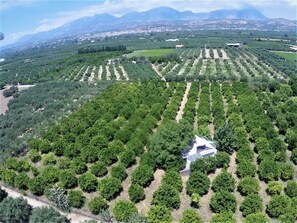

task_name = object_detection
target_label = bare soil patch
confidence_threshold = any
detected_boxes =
[176,82,192,122]
[136,169,165,214]
[98,65,103,80]
[205,48,210,58]
[178,59,190,76]
[80,66,89,82]
[88,66,96,83]
[106,65,111,80]
[119,65,129,81]
[152,64,166,81]
[221,49,229,59]
[113,66,121,81]
[213,49,220,59]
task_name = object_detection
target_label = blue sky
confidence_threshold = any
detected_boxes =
[1,0,297,46]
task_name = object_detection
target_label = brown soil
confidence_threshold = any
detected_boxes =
[136,169,165,214]
[98,65,103,80]
[221,49,229,60]
[151,64,166,81]
[106,65,111,80]
[176,82,192,122]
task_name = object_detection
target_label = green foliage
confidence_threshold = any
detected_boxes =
[71,158,87,175]
[266,181,282,195]
[280,163,295,180]
[131,165,154,187]
[42,152,57,165]
[152,184,180,209]
[90,161,108,177]
[112,200,138,222]
[29,176,47,195]
[111,163,127,181]
[147,205,173,223]
[48,185,70,212]
[30,206,69,223]
[240,194,263,216]
[266,194,291,218]
[0,197,32,223]
[180,209,203,223]
[210,212,236,223]
[258,160,280,182]
[128,184,145,203]
[236,160,256,178]
[190,193,200,208]
[59,170,78,189]
[212,171,235,192]
[186,171,210,196]
[243,213,269,223]
[291,148,297,164]
[285,180,297,198]
[78,173,98,193]
[99,177,122,200]
[120,149,136,167]
[237,177,260,196]
[68,190,85,208]
[88,197,108,215]
[28,150,41,163]
[161,170,183,192]
[14,172,29,190]
[214,122,236,154]
[210,190,237,213]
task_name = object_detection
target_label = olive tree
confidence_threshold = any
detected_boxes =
[210,190,237,213]
[180,209,203,223]
[112,200,138,222]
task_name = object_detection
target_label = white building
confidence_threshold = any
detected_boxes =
[226,43,241,47]
[180,136,217,175]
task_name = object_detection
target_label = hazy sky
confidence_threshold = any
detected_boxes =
[1,0,297,46]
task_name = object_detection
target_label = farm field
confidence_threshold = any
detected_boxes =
[272,51,297,61]
[127,49,174,58]
[0,30,297,223]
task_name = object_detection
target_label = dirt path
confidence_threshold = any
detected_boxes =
[199,168,222,223]
[88,66,96,83]
[136,169,165,214]
[213,49,220,59]
[113,66,121,81]
[228,152,243,222]
[194,84,201,130]
[172,175,191,222]
[176,82,192,123]
[119,65,129,81]
[178,60,190,76]
[98,65,103,80]
[1,185,95,223]
[205,48,210,58]
[79,66,89,82]
[0,85,35,115]
[221,49,229,59]
[170,64,179,73]
[152,64,166,81]
[106,65,111,80]
[208,84,215,138]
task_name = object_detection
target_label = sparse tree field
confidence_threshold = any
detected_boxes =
[0,30,296,223]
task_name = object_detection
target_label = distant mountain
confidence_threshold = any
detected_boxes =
[6,6,294,48]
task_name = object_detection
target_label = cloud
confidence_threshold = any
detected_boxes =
[0,0,35,10]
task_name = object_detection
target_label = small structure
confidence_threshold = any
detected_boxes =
[176,44,184,48]
[180,136,217,176]
[166,39,179,42]
[226,43,241,48]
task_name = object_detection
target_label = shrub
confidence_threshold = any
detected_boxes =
[88,197,108,215]
[99,177,122,200]
[42,152,57,165]
[152,184,180,209]
[190,193,200,208]
[48,185,69,212]
[280,163,294,180]
[90,161,108,177]
[180,209,203,223]
[0,187,8,202]
[266,181,282,195]
[212,171,235,192]
[28,149,41,163]
[29,176,47,195]
[210,190,237,213]
[78,173,98,192]
[71,158,87,175]
[147,205,173,223]
[186,171,210,196]
[266,194,291,218]
[243,213,269,223]
[291,148,297,164]
[128,184,145,203]
[0,197,32,223]
[214,123,236,154]
[258,160,280,182]
[59,170,78,189]
[112,200,138,222]
[111,163,127,181]
[237,161,256,178]
[240,194,263,216]
[285,180,297,198]
[161,170,183,192]
[68,190,85,208]
[14,172,29,190]
[210,212,236,223]
[120,149,136,167]
[237,176,260,196]
[30,206,68,223]
[131,165,154,187]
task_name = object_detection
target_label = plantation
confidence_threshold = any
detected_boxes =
[0,30,296,223]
